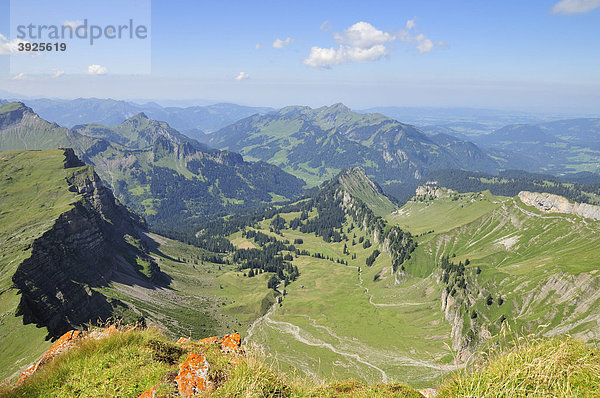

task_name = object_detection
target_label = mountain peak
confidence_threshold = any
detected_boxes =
[334,167,397,216]
[124,112,150,122]
[329,102,351,112]
[0,101,34,115]
[0,101,43,131]
[338,167,383,194]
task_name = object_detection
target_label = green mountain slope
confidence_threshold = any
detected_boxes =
[0,102,305,231]
[208,103,499,187]
[0,149,280,381]
[0,103,96,152]
[397,186,600,359]
[336,167,397,216]
[72,112,203,149]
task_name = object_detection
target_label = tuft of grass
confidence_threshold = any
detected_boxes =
[309,379,424,397]
[437,336,600,397]
[204,349,292,398]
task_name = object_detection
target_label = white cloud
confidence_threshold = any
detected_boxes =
[273,37,293,49]
[13,72,26,80]
[234,72,249,81]
[416,34,434,53]
[51,70,65,78]
[334,22,395,49]
[304,20,439,68]
[254,43,263,50]
[87,64,108,75]
[552,0,600,14]
[0,33,33,56]
[320,20,331,32]
[304,44,388,68]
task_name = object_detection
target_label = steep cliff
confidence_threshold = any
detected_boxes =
[8,149,160,339]
[518,190,600,220]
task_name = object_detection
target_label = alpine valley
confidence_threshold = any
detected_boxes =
[1,99,600,396]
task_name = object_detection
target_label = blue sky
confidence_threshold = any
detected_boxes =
[1,0,599,113]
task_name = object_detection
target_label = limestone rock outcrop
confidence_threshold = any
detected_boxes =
[518,191,600,220]
[415,185,456,198]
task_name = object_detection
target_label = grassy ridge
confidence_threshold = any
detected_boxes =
[398,188,600,352]
[3,327,598,397]
[0,150,86,379]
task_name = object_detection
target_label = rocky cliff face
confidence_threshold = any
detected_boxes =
[12,149,155,338]
[518,191,600,220]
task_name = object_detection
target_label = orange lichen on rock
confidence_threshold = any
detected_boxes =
[138,384,158,398]
[17,330,83,384]
[176,337,191,344]
[219,333,241,353]
[174,352,212,397]
[199,336,219,345]
[102,324,118,336]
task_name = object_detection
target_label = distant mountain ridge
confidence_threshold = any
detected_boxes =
[0,102,305,230]
[208,103,500,188]
[18,97,273,139]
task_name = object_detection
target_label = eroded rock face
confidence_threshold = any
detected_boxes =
[12,150,153,338]
[518,191,600,220]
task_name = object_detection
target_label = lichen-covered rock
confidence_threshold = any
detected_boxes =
[17,330,83,383]
[199,336,219,345]
[174,353,212,397]
[176,337,191,344]
[219,333,241,353]
[102,324,118,336]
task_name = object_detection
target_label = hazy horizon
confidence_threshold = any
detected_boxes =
[1,0,600,113]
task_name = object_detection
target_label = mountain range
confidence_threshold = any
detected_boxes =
[14,97,273,139]
[0,102,305,232]
[206,103,500,189]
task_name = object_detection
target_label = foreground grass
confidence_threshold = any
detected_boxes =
[1,328,423,398]
[4,327,600,397]
[438,336,600,397]
[0,329,177,398]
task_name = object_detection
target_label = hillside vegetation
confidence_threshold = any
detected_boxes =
[397,184,600,362]
[208,103,499,187]
[0,149,282,381]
